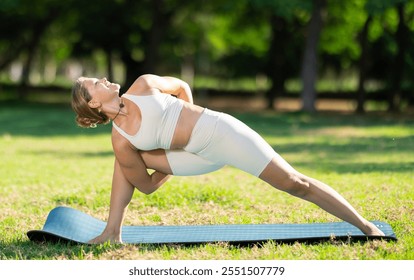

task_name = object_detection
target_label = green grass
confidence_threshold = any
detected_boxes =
[0,101,413,260]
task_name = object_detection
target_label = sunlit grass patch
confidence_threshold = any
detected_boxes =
[0,103,413,260]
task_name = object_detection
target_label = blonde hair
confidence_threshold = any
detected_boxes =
[71,79,110,128]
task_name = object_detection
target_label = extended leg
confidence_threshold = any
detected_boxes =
[180,110,384,236]
[259,155,385,236]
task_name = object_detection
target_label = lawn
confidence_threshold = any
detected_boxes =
[0,100,413,260]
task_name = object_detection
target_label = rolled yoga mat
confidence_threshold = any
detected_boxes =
[27,206,397,244]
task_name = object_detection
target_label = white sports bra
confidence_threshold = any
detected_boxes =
[112,93,184,150]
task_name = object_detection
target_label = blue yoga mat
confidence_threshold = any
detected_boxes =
[27,206,397,244]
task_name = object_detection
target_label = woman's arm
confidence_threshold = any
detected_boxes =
[89,136,171,244]
[131,74,194,103]
[112,132,171,195]
[88,158,134,244]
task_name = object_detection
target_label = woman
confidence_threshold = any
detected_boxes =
[71,74,384,244]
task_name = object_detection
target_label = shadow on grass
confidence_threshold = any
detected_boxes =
[2,102,413,174]
[292,160,414,174]
[276,135,414,154]
[234,111,414,135]
[26,149,114,158]
[272,135,414,171]
[0,101,111,137]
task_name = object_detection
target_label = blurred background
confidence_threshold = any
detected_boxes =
[0,0,413,113]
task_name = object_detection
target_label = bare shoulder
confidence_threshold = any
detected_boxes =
[125,74,159,94]
[126,74,155,95]
[136,74,159,84]
[111,127,135,154]
[125,74,188,98]
[137,74,183,89]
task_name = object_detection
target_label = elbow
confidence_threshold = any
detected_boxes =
[141,189,155,195]
[179,83,193,103]
[181,80,190,90]
[126,177,156,195]
[135,185,156,195]
[132,171,168,195]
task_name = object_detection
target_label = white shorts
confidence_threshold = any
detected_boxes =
[183,109,277,177]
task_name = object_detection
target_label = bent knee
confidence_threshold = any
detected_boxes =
[280,172,311,198]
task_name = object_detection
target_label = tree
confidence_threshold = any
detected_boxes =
[356,14,373,113]
[388,1,410,112]
[301,0,326,112]
[0,0,69,98]
[364,0,414,112]
[248,0,310,109]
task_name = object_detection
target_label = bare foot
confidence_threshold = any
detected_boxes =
[88,231,123,244]
[362,221,385,236]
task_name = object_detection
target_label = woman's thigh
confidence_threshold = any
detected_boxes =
[204,113,278,177]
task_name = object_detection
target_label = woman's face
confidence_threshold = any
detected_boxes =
[79,77,121,105]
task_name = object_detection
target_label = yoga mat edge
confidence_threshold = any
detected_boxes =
[27,206,397,245]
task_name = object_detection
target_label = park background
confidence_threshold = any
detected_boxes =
[0,0,413,260]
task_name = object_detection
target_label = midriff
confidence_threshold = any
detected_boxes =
[170,102,205,149]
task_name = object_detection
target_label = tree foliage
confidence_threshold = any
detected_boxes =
[0,0,413,112]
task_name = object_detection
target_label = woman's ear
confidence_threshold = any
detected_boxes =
[88,100,101,109]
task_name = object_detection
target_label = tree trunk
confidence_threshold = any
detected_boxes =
[121,0,172,86]
[0,43,25,72]
[106,49,114,82]
[142,0,171,74]
[265,15,289,109]
[300,0,326,113]
[18,28,43,99]
[121,0,171,88]
[122,52,141,91]
[181,54,195,88]
[356,15,373,114]
[17,10,60,100]
[388,3,408,112]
